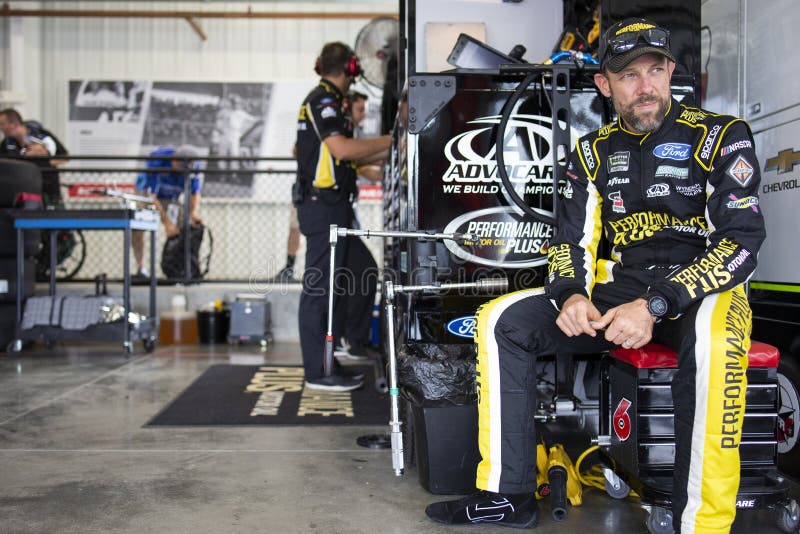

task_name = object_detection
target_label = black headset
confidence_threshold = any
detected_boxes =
[314,45,362,77]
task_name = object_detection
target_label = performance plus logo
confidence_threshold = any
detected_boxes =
[442,114,556,194]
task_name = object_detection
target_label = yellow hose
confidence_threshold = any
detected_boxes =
[574,444,639,498]
[575,445,606,490]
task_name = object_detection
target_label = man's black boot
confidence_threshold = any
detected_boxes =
[425,490,539,528]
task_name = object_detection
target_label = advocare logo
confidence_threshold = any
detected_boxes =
[442,114,556,186]
[443,206,554,268]
[446,316,477,339]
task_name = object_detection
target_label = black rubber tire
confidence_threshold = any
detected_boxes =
[777,356,800,479]
[776,499,800,533]
[646,506,675,534]
[0,159,42,208]
[36,229,86,282]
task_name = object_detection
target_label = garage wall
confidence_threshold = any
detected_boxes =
[2,1,396,140]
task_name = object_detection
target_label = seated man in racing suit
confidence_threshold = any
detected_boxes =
[426,18,766,533]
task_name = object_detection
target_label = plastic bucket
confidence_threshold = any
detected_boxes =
[196,309,230,344]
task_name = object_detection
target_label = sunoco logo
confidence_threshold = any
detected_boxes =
[442,115,556,193]
[443,206,554,268]
[446,316,476,339]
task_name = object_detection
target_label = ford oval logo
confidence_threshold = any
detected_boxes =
[653,143,691,161]
[446,316,477,339]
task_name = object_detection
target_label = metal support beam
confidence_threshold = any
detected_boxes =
[0,5,396,21]
[184,16,206,42]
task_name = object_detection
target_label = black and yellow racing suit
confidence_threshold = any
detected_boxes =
[474,98,766,534]
[295,79,376,381]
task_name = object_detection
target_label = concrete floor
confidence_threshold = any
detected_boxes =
[0,341,796,534]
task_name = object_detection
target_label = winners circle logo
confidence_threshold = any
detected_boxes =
[441,114,558,195]
[443,206,554,268]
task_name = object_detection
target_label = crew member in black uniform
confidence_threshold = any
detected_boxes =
[295,42,391,391]
[426,19,766,533]
[0,108,69,205]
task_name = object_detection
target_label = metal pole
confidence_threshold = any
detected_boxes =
[123,221,132,353]
[323,225,338,377]
[14,226,24,349]
[383,277,508,476]
[384,280,404,476]
[336,227,475,243]
[149,223,157,320]
[48,231,56,295]
[392,278,508,295]
[183,169,191,282]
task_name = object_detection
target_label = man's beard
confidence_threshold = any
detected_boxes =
[617,94,669,133]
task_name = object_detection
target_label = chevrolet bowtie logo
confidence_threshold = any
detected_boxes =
[765,148,800,174]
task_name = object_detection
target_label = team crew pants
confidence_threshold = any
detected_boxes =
[474,269,751,534]
[296,191,377,381]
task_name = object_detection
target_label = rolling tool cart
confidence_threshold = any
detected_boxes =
[7,207,159,354]
[597,342,799,533]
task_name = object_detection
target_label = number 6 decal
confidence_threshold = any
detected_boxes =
[613,397,632,441]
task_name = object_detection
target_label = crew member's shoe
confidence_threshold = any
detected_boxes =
[304,374,363,392]
[132,268,150,284]
[425,490,539,528]
[336,366,366,381]
[335,339,378,361]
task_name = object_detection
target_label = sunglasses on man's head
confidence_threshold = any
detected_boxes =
[607,28,670,56]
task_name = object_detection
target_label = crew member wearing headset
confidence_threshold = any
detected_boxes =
[294,42,391,392]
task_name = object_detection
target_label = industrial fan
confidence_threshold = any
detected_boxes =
[354,16,399,89]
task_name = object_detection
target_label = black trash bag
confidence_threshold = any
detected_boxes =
[161,224,212,280]
[398,343,478,407]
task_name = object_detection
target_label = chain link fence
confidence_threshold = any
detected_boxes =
[35,156,383,284]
